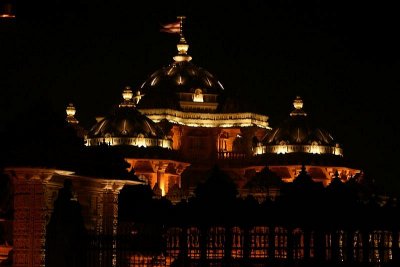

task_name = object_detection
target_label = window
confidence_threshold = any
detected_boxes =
[193,88,204,102]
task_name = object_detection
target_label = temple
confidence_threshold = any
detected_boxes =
[0,17,397,267]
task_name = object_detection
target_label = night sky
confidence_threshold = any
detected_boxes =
[2,1,400,193]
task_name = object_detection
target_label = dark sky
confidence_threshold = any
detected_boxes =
[2,1,400,193]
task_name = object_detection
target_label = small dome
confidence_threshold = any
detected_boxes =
[137,37,224,111]
[262,97,342,156]
[86,88,172,148]
[87,107,164,139]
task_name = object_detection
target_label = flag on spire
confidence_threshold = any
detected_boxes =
[160,20,180,34]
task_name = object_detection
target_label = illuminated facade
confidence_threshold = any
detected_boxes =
[0,17,373,267]
[84,88,189,199]
[253,96,360,186]
[134,31,359,192]
[73,23,361,197]
[258,96,342,156]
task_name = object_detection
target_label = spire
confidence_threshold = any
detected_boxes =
[290,96,307,116]
[173,16,192,62]
[66,103,79,124]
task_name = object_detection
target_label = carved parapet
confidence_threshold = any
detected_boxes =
[139,108,271,128]
[7,168,56,182]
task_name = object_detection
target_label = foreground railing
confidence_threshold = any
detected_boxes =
[82,226,400,267]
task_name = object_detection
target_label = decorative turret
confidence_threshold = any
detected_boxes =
[261,96,343,156]
[66,103,79,124]
[85,87,172,148]
[290,96,307,116]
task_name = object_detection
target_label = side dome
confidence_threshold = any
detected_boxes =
[137,36,225,112]
[260,96,342,156]
[85,87,172,149]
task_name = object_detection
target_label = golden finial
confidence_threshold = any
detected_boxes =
[177,16,186,38]
[122,86,133,101]
[290,96,307,116]
[293,96,303,110]
[119,86,135,107]
[66,103,79,124]
[174,16,192,62]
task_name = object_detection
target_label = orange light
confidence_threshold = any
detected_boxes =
[0,3,15,18]
[0,13,15,18]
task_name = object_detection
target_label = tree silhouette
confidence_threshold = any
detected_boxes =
[45,179,87,267]
[195,165,238,204]
[193,165,238,224]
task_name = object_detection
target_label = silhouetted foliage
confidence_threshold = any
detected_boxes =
[195,165,238,203]
[72,144,143,180]
[45,179,87,267]
[119,184,155,221]
[115,163,400,266]
[0,100,148,181]
[187,165,239,224]
[0,103,84,169]
[244,165,284,190]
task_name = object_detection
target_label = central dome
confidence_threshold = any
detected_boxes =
[137,36,224,112]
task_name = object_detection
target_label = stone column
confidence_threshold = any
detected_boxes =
[152,161,168,196]
[176,166,184,189]
[101,183,124,267]
[6,168,64,267]
[73,179,130,267]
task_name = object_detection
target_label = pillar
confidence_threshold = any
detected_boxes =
[152,161,168,196]
[6,168,64,267]
[73,180,130,267]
